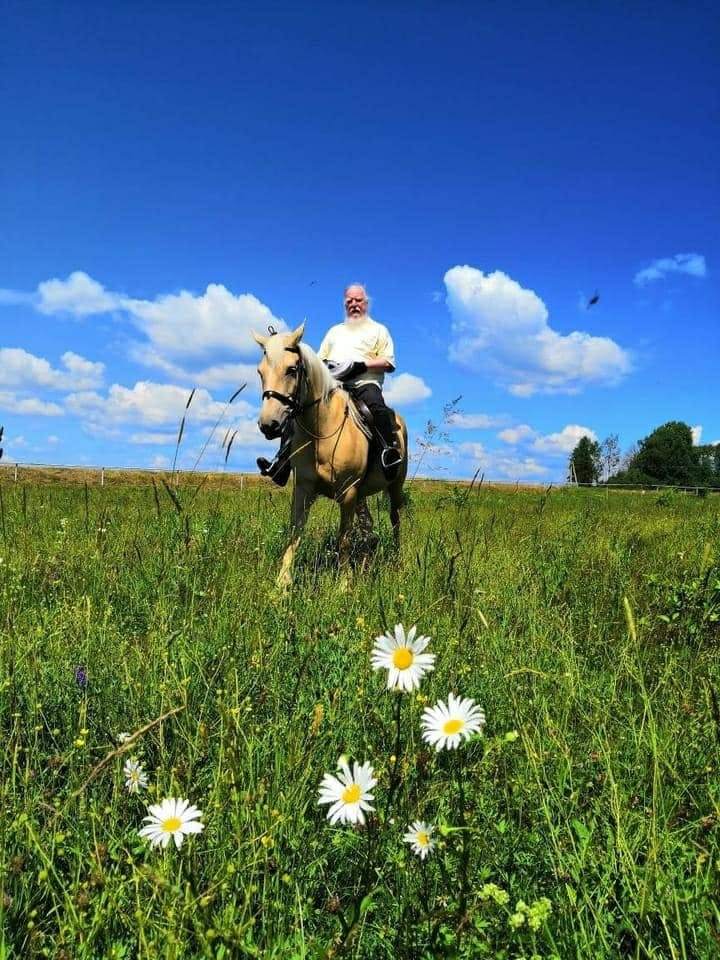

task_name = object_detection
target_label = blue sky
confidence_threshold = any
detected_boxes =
[2,0,718,480]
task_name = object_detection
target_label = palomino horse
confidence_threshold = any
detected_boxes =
[253,323,408,585]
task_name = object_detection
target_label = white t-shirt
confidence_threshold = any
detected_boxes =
[317,316,395,388]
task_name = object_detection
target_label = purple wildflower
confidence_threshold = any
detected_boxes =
[74,665,88,689]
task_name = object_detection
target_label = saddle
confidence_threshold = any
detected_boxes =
[347,389,376,431]
[346,387,399,473]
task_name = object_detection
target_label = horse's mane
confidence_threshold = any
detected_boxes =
[298,343,337,404]
[297,342,368,436]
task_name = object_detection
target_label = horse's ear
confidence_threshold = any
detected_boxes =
[286,322,305,349]
[251,330,268,348]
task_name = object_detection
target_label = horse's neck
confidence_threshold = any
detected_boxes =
[297,382,344,435]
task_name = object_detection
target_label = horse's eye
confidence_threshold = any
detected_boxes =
[287,366,298,377]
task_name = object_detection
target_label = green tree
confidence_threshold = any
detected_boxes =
[568,436,601,484]
[625,421,702,486]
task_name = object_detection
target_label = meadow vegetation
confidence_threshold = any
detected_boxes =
[1,477,719,959]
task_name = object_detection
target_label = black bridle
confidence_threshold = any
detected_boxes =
[261,344,321,420]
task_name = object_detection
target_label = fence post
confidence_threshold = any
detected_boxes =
[101,467,105,487]
[14,463,18,482]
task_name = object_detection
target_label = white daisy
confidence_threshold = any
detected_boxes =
[421,693,486,751]
[403,820,436,859]
[371,624,435,692]
[138,797,204,849]
[117,732,132,744]
[123,758,148,794]
[317,760,377,825]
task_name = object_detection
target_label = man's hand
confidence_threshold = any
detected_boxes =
[324,360,367,382]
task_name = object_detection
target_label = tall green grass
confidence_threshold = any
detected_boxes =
[1,479,719,958]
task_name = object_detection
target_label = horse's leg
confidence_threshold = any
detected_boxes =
[356,498,375,543]
[277,484,315,587]
[354,498,376,571]
[388,479,404,550]
[337,490,358,567]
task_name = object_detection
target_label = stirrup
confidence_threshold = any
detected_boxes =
[380,446,402,470]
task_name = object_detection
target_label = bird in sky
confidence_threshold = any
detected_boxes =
[587,291,600,308]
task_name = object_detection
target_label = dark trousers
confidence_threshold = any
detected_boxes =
[352,383,397,448]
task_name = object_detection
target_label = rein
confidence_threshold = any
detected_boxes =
[261,345,322,419]
[261,342,349,442]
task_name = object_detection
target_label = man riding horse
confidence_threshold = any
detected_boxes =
[257,283,403,484]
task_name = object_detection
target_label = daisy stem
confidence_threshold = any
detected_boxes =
[454,761,469,921]
[386,693,403,811]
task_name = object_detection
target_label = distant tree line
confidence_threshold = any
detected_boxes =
[567,422,720,487]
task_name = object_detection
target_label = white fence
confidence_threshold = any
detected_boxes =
[1,459,720,494]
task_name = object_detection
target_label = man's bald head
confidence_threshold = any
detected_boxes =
[344,284,370,320]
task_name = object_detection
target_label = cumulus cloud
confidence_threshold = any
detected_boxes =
[459,441,549,478]
[123,284,283,359]
[383,372,431,406]
[65,381,252,429]
[444,265,632,395]
[691,425,702,445]
[37,271,121,316]
[0,391,63,416]
[129,344,258,392]
[0,348,104,391]
[17,270,285,382]
[498,424,536,445]
[634,253,707,287]
[531,424,597,455]
[129,431,179,445]
[447,412,507,429]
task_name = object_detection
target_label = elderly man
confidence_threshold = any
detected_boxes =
[257,283,402,485]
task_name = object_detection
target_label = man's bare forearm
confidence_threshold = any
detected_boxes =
[365,358,394,372]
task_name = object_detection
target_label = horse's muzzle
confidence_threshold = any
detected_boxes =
[260,420,282,440]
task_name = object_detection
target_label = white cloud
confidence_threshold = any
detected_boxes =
[444,265,632,395]
[150,454,170,469]
[47,435,60,445]
[0,391,63,416]
[383,372,431,406]
[65,381,252,429]
[0,348,104,391]
[129,431,178,445]
[498,424,536,444]
[123,283,283,359]
[459,441,549,478]
[130,345,258,392]
[26,270,285,376]
[447,412,506,429]
[37,271,121,316]
[691,425,702,445]
[634,253,707,287]
[532,424,597,455]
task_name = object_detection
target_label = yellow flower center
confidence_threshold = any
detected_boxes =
[342,784,362,804]
[162,817,182,833]
[417,831,430,847]
[392,647,414,670]
[443,717,464,735]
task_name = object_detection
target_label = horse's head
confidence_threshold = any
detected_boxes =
[252,323,306,439]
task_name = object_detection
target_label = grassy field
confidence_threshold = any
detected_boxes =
[1,477,719,959]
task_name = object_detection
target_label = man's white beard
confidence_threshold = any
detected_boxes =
[345,311,368,323]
